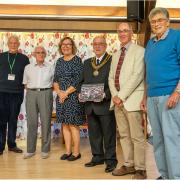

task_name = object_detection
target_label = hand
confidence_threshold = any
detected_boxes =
[140,96,147,112]
[78,93,86,102]
[57,90,68,103]
[103,93,106,99]
[113,96,123,107]
[166,91,180,109]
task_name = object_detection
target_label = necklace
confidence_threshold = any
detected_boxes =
[91,54,111,76]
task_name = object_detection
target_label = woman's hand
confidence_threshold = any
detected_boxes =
[57,90,68,103]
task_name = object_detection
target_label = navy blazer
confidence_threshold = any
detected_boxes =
[82,52,113,115]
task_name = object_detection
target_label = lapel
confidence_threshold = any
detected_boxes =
[101,52,109,63]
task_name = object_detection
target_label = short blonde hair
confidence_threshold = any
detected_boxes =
[8,35,20,44]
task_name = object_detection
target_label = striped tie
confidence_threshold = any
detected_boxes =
[114,47,126,91]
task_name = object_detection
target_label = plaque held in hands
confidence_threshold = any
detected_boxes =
[79,83,104,102]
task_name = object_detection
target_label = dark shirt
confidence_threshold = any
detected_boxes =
[0,51,29,93]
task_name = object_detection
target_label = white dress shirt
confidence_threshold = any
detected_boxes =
[23,62,54,88]
[96,53,106,64]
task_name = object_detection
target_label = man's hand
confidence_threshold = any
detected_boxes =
[113,96,123,107]
[166,91,180,109]
[140,96,147,112]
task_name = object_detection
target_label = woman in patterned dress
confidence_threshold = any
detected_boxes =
[53,37,85,161]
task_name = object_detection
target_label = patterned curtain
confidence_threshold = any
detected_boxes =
[0,31,137,139]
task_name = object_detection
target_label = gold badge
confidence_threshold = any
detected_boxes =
[91,54,111,77]
[93,70,99,76]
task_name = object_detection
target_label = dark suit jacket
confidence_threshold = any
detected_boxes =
[82,52,112,115]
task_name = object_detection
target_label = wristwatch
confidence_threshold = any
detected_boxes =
[175,89,180,94]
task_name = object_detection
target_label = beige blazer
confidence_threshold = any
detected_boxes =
[108,43,145,111]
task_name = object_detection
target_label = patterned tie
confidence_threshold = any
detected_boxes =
[96,59,100,65]
[114,47,126,91]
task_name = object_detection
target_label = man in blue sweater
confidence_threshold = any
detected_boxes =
[141,8,180,179]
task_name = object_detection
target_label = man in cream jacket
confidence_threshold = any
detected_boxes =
[109,23,146,179]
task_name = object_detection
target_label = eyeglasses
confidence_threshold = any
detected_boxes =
[117,29,131,34]
[93,43,106,47]
[61,43,72,47]
[35,52,46,55]
[150,18,167,25]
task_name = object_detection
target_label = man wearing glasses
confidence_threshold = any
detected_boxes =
[23,46,54,159]
[109,23,146,179]
[141,8,180,179]
[0,35,29,155]
[83,36,117,173]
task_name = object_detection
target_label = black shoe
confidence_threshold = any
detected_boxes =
[8,147,23,153]
[60,153,72,160]
[0,151,3,155]
[157,176,163,179]
[105,165,116,173]
[85,161,104,167]
[67,154,81,161]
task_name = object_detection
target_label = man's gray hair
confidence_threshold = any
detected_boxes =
[149,7,169,21]
[93,35,107,45]
[117,23,133,33]
[34,46,47,55]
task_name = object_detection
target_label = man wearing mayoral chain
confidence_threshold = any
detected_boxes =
[82,36,117,173]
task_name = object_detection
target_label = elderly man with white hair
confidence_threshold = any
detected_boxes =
[141,7,180,179]
[23,46,54,159]
[0,35,29,155]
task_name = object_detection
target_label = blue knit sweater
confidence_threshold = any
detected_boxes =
[145,29,180,97]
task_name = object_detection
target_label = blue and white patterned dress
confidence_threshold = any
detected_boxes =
[54,55,85,126]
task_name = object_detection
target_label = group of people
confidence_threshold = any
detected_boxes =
[0,7,179,180]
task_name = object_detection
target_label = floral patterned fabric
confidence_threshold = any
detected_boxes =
[0,31,137,139]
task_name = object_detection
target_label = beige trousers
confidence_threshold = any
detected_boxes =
[114,106,146,170]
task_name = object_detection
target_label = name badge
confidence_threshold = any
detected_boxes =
[8,74,15,81]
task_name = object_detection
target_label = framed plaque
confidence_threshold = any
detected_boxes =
[79,83,104,102]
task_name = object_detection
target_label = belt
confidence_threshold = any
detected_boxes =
[28,88,51,91]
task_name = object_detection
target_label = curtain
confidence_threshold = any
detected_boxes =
[0,31,137,139]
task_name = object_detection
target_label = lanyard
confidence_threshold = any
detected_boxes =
[8,53,17,74]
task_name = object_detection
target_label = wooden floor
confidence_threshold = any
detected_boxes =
[0,138,159,179]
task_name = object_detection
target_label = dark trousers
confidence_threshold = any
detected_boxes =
[87,110,117,166]
[0,92,23,152]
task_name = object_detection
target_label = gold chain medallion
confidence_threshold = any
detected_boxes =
[91,54,111,76]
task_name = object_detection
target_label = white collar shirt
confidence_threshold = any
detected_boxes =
[96,53,106,64]
[120,41,132,52]
[23,61,55,89]
[153,28,169,42]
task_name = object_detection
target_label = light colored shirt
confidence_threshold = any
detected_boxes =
[96,53,106,64]
[120,41,132,52]
[23,62,54,88]
[153,28,169,42]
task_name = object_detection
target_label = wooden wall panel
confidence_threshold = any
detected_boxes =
[0,5,126,17]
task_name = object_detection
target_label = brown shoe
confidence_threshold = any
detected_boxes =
[132,170,147,179]
[112,165,136,176]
